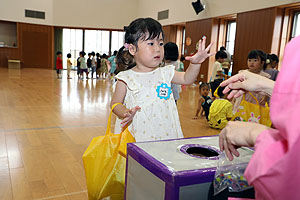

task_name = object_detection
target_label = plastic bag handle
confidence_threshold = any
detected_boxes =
[106,103,123,136]
[246,92,259,105]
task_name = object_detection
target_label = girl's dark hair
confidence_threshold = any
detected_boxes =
[180,55,185,61]
[247,50,267,70]
[102,54,107,59]
[67,53,71,58]
[91,51,95,56]
[56,51,62,55]
[199,82,210,90]
[217,86,225,98]
[267,54,279,63]
[113,50,118,56]
[96,53,100,57]
[117,18,164,72]
[116,46,136,73]
[80,51,86,56]
[215,50,227,60]
[164,42,179,61]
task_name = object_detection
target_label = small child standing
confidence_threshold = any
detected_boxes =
[91,51,97,79]
[77,54,81,79]
[56,51,63,79]
[67,53,72,79]
[208,86,233,129]
[111,18,213,142]
[210,51,227,98]
[87,53,92,79]
[100,54,109,79]
[79,51,88,80]
[163,42,181,104]
[193,82,213,120]
[96,53,101,79]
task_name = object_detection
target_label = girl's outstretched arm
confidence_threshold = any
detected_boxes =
[172,37,214,85]
[110,80,141,127]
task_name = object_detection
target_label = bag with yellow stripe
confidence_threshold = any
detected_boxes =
[82,103,135,200]
[231,92,272,127]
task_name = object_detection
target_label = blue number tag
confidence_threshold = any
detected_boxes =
[156,83,172,100]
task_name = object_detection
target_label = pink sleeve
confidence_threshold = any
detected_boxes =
[245,128,300,199]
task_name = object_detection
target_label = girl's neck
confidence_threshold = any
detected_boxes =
[132,64,159,73]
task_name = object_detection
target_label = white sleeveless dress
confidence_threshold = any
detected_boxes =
[114,65,184,142]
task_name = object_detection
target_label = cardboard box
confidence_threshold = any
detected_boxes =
[125,136,253,200]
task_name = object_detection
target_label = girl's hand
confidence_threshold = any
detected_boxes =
[219,121,269,161]
[185,36,214,64]
[121,106,141,127]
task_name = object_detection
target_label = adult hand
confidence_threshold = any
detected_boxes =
[185,36,215,64]
[121,106,141,127]
[220,70,274,99]
[219,121,269,161]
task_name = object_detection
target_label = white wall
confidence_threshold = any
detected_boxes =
[0,0,54,25]
[1,0,298,28]
[0,0,138,29]
[52,0,138,29]
[137,0,299,25]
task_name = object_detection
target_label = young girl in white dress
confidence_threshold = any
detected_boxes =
[111,18,214,142]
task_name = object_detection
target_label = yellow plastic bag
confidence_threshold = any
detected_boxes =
[82,103,136,200]
[231,92,272,127]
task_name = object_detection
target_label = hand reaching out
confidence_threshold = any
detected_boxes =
[220,70,275,99]
[219,121,269,161]
[185,36,215,64]
[121,106,141,127]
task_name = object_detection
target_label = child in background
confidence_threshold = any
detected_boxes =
[179,55,185,72]
[111,18,213,142]
[87,53,92,79]
[233,50,271,113]
[56,51,63,79]
[67,53,72,79]
[91,51,97,79]
[77,55,81,79]
[79,51,88,80]
[210,51,227,99]
[193,82,213,120]
[96,53,101,79]
[108,50,118,78]
[163,42,181,104]
[264,54,279,81]
[208,86,233,129]
[100,54,109,79]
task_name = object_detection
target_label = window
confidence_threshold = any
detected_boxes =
[111,31,125,53]
[84,30,110,55]
[63,28,83,69]
[291,11,300,39]
[225,21,236,56]
[182,28,186,55]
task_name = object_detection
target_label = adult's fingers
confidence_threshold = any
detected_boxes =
[223,138,234,161]
[227,89,239,99]
[220,74,245,87]
[205,42,213,52]
[201,36,206,51]
[219,129,226,152]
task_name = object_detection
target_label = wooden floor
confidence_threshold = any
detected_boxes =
[0,68,219,200]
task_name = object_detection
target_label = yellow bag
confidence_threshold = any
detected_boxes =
[82,103,136,200]
[231,92,272,127]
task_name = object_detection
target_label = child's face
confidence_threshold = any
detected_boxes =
[217,58,225,63]
[132,32,164,71]
[58,54,62,58]
[200,86,209,96]
[247,57,264,73]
